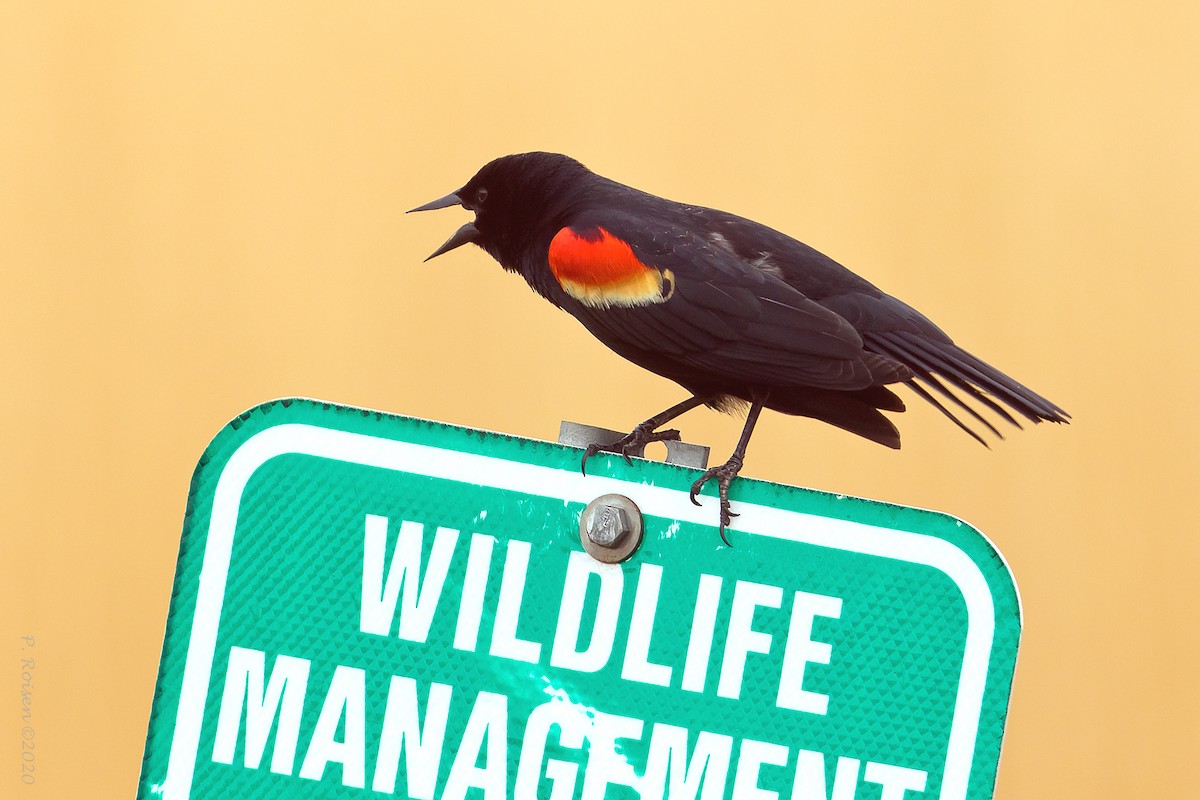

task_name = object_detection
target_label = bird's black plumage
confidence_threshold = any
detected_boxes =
[411,152,1068,539]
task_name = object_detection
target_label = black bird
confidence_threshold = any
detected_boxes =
[411,152,1068,541]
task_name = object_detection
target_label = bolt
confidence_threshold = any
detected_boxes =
[588,504,631,547]
[579,494,643,563]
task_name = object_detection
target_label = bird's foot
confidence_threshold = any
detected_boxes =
[580,423,682,475]
[689,455,744,546]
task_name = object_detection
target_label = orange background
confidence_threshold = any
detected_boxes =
[2,2,1197,797]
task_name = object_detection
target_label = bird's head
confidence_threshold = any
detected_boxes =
[409,152,592,268]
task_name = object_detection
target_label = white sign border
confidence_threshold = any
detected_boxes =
[155,422,1005,800]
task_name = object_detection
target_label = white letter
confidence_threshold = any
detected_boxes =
[443,692,508,800]
[864,761,928,800]
[622,563,673,686]
[360,516,458,642]
[777,591,843,714]
[212,647,309,775]
[641,723,732,800]
[681,574,723,693]
[581,712,645,799]
[515,700,587,799]
[372,678,452,797]
[298,666,366,788]
[792,750,860,800]
[731,739,789,800]
[550,552,623,672]
[717,581,783,699]
[490,540,542,663]
[454,534,495,651]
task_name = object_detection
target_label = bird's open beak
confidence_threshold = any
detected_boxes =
[408,192,463,213]
[408,192,481,261]
[422,222,480,262]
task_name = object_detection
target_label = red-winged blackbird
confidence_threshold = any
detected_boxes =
[411,152,1068,541]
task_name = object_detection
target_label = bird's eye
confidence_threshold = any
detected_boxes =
[474,188,488,205]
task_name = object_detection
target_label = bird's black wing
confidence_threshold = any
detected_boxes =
[698,208,1070,444]
[544,209,911,396]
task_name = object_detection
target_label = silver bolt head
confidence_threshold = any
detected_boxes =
[579,494,643,563]
[588,505,630,547]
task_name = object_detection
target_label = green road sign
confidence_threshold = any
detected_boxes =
[139,399,1021,800]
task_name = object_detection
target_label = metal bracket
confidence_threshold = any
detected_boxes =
[558,420,710,469]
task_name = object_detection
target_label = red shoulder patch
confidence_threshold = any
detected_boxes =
[548,226,674,307]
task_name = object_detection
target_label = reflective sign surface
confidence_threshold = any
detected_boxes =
[139,399,1020,800]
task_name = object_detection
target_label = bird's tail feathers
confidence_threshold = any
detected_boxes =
[865,330,1069,446]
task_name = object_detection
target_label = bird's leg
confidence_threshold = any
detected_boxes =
[689,402,763,545]
[581,395,707,475]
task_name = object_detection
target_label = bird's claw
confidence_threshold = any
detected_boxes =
[580,425,682,476]
[689,456,745,546]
